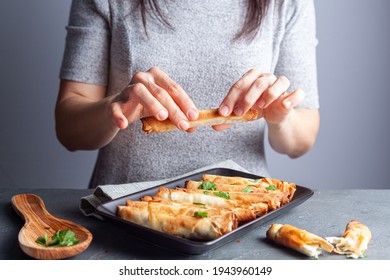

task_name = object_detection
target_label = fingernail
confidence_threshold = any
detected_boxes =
[178,120,189,131]
[187,109,198,121]
[157,109,168,120]
[220,105,229,117]
[233,106,243,116]
[284,100,292,109]
[257,99,265,109]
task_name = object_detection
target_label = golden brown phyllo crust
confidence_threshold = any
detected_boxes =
[266,224,334,258]
[117,174,296,241]
[140,108,259,134]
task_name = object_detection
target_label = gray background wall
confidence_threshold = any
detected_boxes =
[0,0,389,190]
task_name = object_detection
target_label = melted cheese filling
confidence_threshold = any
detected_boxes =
[301,244,322,258]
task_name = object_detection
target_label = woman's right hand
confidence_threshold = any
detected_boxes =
[110,67,199,131]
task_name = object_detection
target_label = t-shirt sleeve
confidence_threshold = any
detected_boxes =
[274,0,319,109]
[59,0,110,86]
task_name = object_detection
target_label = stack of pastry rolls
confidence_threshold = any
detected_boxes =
[117,174,296,241]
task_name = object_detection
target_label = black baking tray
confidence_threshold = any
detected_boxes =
[95,168,314,255]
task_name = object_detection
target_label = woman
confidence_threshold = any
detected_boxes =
[55,0,319,188]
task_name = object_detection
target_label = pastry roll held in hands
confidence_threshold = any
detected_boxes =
[266,224,333,258]
[140,108,259,134]
[326,220,372,259]
[117,204,237,240]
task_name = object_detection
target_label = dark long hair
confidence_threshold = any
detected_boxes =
[138,0,270,41]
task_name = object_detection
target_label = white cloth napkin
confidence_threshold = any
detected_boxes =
[79,159,249,220]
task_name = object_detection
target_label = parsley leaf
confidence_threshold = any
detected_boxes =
[242,186,253,193]
[36,236,47,246]
[198,181,217,191]
[35,229,79,247]
[266,185,277,191]
[194,211,208,218]
[214,191,230,200]
[203,191,211,195]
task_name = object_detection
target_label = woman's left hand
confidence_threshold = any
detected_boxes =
[214,69,305,130]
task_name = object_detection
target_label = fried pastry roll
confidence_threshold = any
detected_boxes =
[140,108,258,134]
[326,220,372,259]
[186,180,296,200]
[185,180,267,193]
[266,224,333,258]
[200,175,296,200]
[147,187,267,223]
[117,205,237,240]
[125,200,229,218]
[178,187,289,210]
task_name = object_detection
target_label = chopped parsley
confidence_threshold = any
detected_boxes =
[194,211,208,218]
[266,185,277,191]
[35,234,48,246]
[36,229,79,247]
[203,191,211,195]
[242,186,254,193]
[214,191,230,200]
[198,181,217,191]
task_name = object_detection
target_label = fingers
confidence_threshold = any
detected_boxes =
[111,82,168,129]
[262,88,305,125]
[256,76,290,109]
[112,67,198,131]
[111,102,129,129]
[149,67,199,121]
[219,69,292,117]
[281,88,305,110]
[130,67,198,131]
[219,69,262,117]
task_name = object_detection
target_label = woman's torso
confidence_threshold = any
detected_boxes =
[90,0,289,187]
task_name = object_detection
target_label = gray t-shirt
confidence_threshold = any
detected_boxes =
[60,0,319,187]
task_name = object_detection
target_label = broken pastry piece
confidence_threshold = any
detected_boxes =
[326,220,372,259]
[266,224,333,259]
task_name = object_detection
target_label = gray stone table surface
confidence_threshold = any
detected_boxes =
[1,188,389,260]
